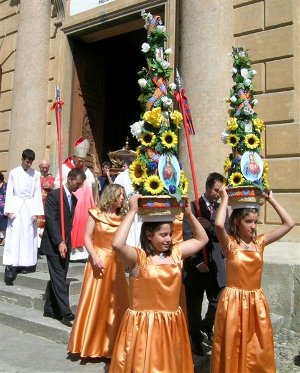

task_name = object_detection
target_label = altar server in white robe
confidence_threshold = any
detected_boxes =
[3,149,44,278]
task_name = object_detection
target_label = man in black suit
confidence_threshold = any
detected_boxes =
[41,168,86,326]
[183,172,227,356]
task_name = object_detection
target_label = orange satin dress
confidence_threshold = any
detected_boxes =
[211,234,276,373]
[109,244,194,373]
[67,209,129,358]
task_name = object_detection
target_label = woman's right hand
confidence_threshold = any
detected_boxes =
[92,254,105,274]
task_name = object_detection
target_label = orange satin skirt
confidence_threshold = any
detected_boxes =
[211,287,276,373]
[67,249,129,358]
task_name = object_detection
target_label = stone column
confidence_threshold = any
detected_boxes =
[179,0,234,192]
[8,0,51,170]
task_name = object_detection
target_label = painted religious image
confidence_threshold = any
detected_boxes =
[158,154,180,189]
[241,151,263,182]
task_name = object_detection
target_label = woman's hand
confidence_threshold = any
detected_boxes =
[219,185,229,201]
[183,198,192,217]
[263,189,273,201]
[92,254,105,275]
[128,193,141,213]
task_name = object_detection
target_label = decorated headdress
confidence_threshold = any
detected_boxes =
[128,11,188,216]
[222,47,270,209]
[73,137,90,159]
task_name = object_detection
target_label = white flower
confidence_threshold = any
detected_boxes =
[161,96,173,107]
[231,67,237,74]
[169,83,176,91]
[221,130,229,144]
[138,78,147,88]
[252,69,257,75]
[164,48,172,55]
[130,121,144,139]
[252,99,258,106]
[238,51,246,58]
[243,107,254,116]
[156,25,166,34]
[244,78,252,87]
[241,68,249,79]
[161,60,170,69]
[141,43,150,53]
[230,96,237,103]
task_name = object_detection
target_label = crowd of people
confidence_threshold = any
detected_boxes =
[0,142,295,373]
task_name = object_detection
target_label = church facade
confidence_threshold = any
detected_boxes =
[0,0,299,244]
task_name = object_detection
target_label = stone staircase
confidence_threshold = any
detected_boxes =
[0,246,85,344]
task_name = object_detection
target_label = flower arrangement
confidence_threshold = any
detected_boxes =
[222,47,270,197]
[129,11,188,204]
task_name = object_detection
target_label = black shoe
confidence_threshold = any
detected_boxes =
[192,344,204,356]
[61,313,75,327]
[20,269,29,274]
[5,280,14,286]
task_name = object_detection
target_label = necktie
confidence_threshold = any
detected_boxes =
[68,194,72,210]
[208,204,214,218]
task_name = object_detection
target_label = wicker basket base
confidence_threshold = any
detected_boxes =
[227,186,265,209]
[138,195,187,217]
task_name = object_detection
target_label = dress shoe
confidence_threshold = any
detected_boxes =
[61,313,75,327]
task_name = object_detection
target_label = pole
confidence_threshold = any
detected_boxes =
[175,70,208,266]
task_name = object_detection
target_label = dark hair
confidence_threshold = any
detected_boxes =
[102,161,111,168]
[140,221,173,257]
[0,172,4,182]
[67,168,86,181]
[229,208,259,242]
[22,149,35,161]
[205,172,224,189]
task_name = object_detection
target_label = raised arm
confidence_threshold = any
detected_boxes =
[84,215,105,274]
[263,191,295,246]
[112,194,139,270]
[181,200,209,259]
[214,186,230,251]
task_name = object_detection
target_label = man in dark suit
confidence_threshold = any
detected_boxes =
[183,172,227,356]
[41,168,86,326]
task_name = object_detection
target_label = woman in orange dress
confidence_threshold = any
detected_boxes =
[211,187,294,373]
[67,184,129,359]
[109,195,209,373]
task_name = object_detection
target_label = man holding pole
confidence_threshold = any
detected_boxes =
[41,168,86,326]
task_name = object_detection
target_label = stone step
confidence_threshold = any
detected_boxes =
[0,281,79,313]
[0,265,83,295]
[0,301,71,344]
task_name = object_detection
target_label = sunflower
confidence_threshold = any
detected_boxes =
[170,110,183,128]
[160,130,178,149]
[263,160,269,175]
[227,134,240,148]
[260,137,264,150]
[179,173,189,195]
[229,172,244,186]
[245,134,260,149]
[253,118,265,132]
[140,132,156,147]
[143,107,162,128]
[227,117,238,131]
[129,159,147,185]
[223,155,232,173]
[262,174,270,190]
[144,175,165,195]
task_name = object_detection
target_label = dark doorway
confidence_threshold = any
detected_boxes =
[71,28,146,166]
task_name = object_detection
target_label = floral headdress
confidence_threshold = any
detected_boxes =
[222,47,269,191]
[129,11,188,200]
